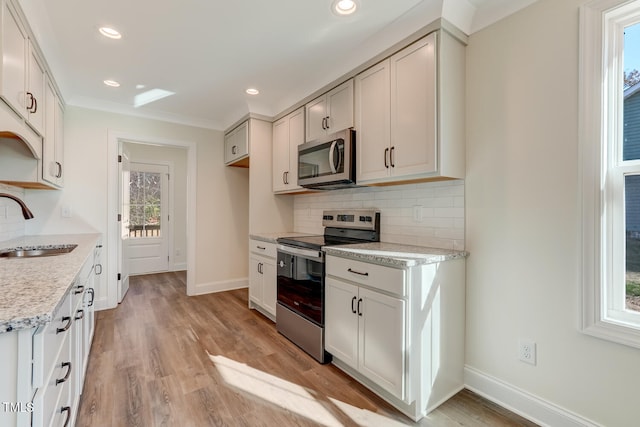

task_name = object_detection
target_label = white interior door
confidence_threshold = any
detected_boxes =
[118,146,131,303]
[128,162,170,275]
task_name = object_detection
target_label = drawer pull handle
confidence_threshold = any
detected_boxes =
[74,285,85,294]
[61,406,71,427]
[75,309,84,320]
[95,264,103,275]
[351,296,357,314]
[88,288,95,307]
[357,298,363,316]
[257,246,266,250]
[348,268,369,277]
[56,362,72,385]
[56,316,72,334]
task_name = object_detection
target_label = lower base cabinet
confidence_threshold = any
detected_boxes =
[325,254,465,421]
[248,239,277,320]
[0,239,100,427]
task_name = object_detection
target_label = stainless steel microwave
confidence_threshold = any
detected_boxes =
[298,129,357,190]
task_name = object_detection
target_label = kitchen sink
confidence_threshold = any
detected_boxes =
[0,244,78,258]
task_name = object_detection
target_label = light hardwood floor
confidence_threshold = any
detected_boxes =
[76,272,538,427]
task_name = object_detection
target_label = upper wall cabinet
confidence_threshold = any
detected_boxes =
[355,30,465,186]
[0,0,65,189]
[273,107,304,193]
[42,77,64,187]
[305,79,353,142]
[224,120,249,167]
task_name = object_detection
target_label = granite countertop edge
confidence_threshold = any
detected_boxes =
[0,233,101,334]
[323,242,468,267]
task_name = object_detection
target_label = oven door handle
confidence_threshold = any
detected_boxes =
[277,244,324,262]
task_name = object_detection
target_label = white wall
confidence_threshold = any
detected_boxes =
[23,106,249,306]
[293,180,465,250]
[125,142,188,270]
[466,0,639,425]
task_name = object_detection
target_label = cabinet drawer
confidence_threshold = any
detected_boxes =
[327,255,406,296]
[32,327,72,427]
[33,290,72,389]
[249,239,276,258]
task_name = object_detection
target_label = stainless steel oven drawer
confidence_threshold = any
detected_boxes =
[276,303,330,364]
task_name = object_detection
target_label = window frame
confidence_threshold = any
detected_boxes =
[580,0,640,348]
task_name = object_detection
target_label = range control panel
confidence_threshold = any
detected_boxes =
[322,209,380,230]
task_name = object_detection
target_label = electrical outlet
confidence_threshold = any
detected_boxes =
[518,339,537,365]
[413,205,423,222]
[61,205,72,218]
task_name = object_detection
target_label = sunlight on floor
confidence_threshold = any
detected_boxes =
[209,354,408,426]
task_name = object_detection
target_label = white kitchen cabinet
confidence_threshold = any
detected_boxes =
[0,0,66,189]
[356,30,465,185]
[0,0,28,119]
[0,247,98,427]
[325,272,405,399]
[305,79,353,142]
[42,77,64,187]
[273,107,304,193]
[27,42,45,136]
[325,253,465,421]
[224,120,249,166]
[248,239,277,320]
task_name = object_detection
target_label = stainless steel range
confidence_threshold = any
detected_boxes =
[276,209,380,363]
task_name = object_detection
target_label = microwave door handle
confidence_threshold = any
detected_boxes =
[329,140,338,174]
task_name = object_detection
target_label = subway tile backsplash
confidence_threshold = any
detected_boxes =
[0,184,26,242]
[293,180,465,250]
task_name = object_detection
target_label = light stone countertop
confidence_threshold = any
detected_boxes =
[0,233,101,333]
[323,242,468,268]
[249,232,313,244]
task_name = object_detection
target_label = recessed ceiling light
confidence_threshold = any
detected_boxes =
[99,27,122,39]
[332,0,357,16]
[103,80,120,87]
[246,88,259,95]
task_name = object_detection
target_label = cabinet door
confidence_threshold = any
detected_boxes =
[325,277,359,369]
[1,0,27,117]
[287,107,304,190]
[43,78,56,184]
[27,43,45,135]
[249,255,263,304]
[262,259,277,317]
[326,79,353,134]
[225,121,249,164]
[305,94,327,142]
[55,97,64,186]
[272,116,289,192]
[355,60,391,183]
[358,287,405,400]
[390,33,437,178]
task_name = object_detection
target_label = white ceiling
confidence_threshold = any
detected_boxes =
[18,0,538,131]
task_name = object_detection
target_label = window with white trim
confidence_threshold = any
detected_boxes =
[581,0,640,347]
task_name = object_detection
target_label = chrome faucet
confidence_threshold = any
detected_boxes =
[0,193,34,219]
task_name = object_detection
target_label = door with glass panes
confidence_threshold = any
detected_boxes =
[128,162,169,274]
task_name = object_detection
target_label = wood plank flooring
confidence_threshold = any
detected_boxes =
[76,272,538,427]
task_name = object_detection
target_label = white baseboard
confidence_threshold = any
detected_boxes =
[94,297,114,311]
[191,278,248,296]
[172,262,187,271]
[464,366,602,427]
